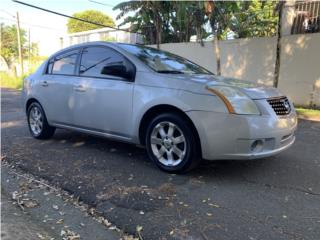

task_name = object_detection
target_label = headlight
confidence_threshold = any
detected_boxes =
[206,86,260,115]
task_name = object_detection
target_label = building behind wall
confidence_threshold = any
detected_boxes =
[60,27,144,49]
[282,0,320,36]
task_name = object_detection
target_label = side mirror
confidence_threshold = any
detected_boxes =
[101,64,133,80]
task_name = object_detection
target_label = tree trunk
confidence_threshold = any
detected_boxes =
[214,33,221,75]
[274,1,285,88]
[155,13,161,49]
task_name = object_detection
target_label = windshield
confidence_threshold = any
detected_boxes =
[119,44,213,75]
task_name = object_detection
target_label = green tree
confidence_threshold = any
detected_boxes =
[114,1,165,48]
[114,1,208,46]
[171,1,208,43]
[0,24,27,67]
[114,1,278,46]
[232,0,278,38]
[67,10,115,33]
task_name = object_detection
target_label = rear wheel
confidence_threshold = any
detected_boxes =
[145,113,200,173]
[27,102,55,139]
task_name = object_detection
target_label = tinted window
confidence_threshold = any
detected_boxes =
[79,47,126,78]
[119,44,212,75]
[51,50,78,75]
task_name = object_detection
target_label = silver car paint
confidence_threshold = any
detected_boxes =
[23,41,297,160]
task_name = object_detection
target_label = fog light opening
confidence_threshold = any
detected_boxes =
[251,140,264,153]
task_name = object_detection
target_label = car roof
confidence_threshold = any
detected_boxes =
[48,41,147,59]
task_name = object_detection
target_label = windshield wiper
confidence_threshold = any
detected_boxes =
[157,70,184,74]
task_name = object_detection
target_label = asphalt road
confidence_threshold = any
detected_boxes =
[2,88,320,240]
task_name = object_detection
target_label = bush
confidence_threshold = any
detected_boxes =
[0,72,24,90]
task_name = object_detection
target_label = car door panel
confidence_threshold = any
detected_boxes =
[39,75,76,125]
[73,77,133,137]
[72,46,134,138]
[38,49,79,125]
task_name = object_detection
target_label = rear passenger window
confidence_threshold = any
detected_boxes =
[49,50,78,75]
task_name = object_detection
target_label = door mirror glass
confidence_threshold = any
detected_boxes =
[101,64,132,79]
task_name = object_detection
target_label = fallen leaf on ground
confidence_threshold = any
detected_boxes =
[56,219,64,224]
[208,203,220,208]
[23,199,39,208]
[136,225,143,232]
[52,204,59,210]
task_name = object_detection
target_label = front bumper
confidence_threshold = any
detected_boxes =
[187,100,298,160]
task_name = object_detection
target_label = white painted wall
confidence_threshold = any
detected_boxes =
[278,33,320,107]
[150,42,217,74]
[151,33,320,107]
[219,37,277,86]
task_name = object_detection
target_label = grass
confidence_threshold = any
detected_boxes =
[0,72,24,90]
[296,107,320,120]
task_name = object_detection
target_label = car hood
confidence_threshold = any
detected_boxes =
[162,74,284,100]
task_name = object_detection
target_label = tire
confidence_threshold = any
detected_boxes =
[27,102,55,139]
[145,112,201,173]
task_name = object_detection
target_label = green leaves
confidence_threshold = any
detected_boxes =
[113,0,279,44]
[67,10,115,34]
[0,25,27,66]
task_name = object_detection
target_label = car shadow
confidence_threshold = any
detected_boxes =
[50,128,275,183]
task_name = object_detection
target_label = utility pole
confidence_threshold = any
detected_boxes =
[0,23,3,51]
[28,28,31,69]
[16,11,24,75]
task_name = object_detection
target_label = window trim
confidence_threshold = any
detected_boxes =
[43,44,137,82]
[76,45,136,83]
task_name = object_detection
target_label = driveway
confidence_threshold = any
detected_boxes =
[2,88,320,240]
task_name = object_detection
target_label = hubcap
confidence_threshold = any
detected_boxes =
[29,106,43,135]
[150,121,186,167]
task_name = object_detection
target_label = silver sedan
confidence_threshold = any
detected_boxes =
[22,42,297,172]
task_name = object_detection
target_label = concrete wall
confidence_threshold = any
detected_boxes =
[153,42,217,74]
[219,37,277,86]
[151,33,320,107]
[278,33,320,107]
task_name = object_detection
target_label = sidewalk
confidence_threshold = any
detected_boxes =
[1,193,57,240]
[1,163,122,240]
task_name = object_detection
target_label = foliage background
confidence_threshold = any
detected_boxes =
[67,10,115,33]
[113,0,278,45]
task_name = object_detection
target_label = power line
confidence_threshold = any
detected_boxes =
[11,0,136,33]
[0,16,65,31]
[88,0,115,8]
[0,9,16,18]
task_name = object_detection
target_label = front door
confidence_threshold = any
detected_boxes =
[73,46,134,139]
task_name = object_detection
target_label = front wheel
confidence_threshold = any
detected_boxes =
[27,102,55,139]
[145,113,201,173]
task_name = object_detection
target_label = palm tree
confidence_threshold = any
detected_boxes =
[114,1,166,48]
[114,1,209,46]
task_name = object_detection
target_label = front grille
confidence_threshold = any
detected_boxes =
[267,97,291,115]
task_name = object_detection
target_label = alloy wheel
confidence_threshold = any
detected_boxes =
[29,106,43,136]
[150,121,186,166]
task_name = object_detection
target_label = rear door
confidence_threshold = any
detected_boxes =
[72,46,135,139]
[39,49,80,125]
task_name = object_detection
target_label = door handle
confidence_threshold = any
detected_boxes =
[74,85,86,92]
[41,81,48,87]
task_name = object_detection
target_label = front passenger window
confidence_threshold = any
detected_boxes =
[79,47,126,79]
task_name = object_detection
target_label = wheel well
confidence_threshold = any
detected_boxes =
[25,98,39,113]
[139,104,202,156]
